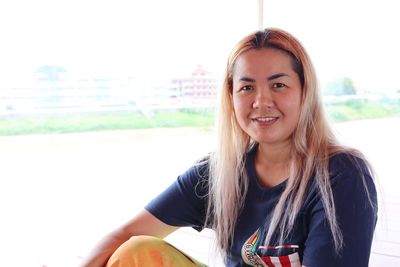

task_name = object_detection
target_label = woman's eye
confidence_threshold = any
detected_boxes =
[240,85,253,91]
[273,83,286,90]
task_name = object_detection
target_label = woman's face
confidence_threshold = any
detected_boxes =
[232,48,302,147]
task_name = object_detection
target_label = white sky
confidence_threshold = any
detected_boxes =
[0,0,399,92]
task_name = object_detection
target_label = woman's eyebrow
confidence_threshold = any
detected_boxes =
[238,73,289,83]
[238,77,255,83]
[267,73,289,81]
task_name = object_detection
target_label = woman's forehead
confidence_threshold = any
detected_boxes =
[232,48,296,77]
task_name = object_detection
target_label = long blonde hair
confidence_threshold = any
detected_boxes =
[206,28,374,259]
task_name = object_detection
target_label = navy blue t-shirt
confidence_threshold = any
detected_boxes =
[145,147,377,267]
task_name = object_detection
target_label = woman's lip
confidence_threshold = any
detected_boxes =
[252,117,279,125]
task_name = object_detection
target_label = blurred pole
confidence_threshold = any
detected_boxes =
[258,0,264,30]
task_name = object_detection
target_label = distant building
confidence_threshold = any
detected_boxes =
[0,65,220,115]
[170,65,218,106]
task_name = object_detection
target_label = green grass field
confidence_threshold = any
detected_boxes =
[325,99,400,122]
[0,109,215,135]
[0,100,399,136]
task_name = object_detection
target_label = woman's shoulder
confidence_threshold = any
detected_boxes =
[191,156,210,177]
[305,150,377,211]
[178,155,210,188]
[328,151,370,178]
[327,151,376,197]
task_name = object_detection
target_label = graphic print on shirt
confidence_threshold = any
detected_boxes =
[241,228,301,267]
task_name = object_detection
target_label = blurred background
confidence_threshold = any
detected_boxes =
[0,0,399,266]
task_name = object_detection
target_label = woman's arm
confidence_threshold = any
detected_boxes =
[81,161,208,267]
[80,209,179,267]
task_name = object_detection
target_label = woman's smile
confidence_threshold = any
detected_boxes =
[251,116,279,126]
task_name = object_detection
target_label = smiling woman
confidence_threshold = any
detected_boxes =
[0,1,399,267]
[80,28,377,267]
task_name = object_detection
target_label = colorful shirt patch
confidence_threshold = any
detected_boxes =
[241,228,301,267]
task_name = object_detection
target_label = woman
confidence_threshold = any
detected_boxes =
[81,28,377,267]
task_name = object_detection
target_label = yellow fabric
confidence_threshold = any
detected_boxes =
[106,235,207,267]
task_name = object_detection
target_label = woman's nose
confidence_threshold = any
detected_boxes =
[252,88,274,109]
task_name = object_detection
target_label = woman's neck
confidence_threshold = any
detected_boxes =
[257,141,292,165]
[255,141,292,188]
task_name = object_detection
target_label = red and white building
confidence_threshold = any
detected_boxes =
[169,65,218,107]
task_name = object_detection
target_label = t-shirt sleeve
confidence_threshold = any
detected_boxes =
[302,155,378,267]
[145,161,209,232]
